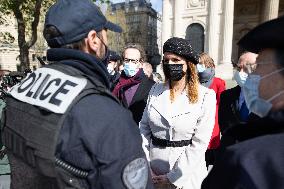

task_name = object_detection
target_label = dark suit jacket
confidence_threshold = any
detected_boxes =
[219,86,260,147]
[218,85,242,135]
[122,77,155,125]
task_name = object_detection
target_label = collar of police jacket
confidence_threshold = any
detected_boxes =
[47,48,110,89]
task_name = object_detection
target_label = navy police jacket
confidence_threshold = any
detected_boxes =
[47,49,152,189]
[46,48,153,189]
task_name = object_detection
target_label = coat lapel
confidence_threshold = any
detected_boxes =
[130,78,154,106]
[151,84,195,123]
[151,84,172,122]
[231,86,243,122]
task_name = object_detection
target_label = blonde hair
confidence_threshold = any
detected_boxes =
[186,63,199,103]
[199,52,215,68]
[167,62,199,104]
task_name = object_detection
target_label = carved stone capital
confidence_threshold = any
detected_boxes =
[187,0,205,9]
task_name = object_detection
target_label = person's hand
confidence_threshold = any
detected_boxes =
[152,174,170,184]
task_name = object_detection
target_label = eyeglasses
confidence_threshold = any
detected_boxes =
[124,58,140,64]
[245,63,257,74]
[234,63,257,74]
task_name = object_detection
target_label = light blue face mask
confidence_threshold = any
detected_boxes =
[123,62,139,77]
[234,71,248,87]
[197,64,206,73]
[243,68,284,118]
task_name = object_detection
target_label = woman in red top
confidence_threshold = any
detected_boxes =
[197,52,226,167]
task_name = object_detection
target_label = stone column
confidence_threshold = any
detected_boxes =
[261,0,279,22]
[218,0,234,79]
[162,0,171,45]
[208,0,219,62]
[173,0,183,37]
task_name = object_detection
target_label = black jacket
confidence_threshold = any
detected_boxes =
[109,71,120,91]
[202,110,284,189]
[121,75,155,125]
[218,86,259,147]
[23,48,153,189]
[218,85,242,134]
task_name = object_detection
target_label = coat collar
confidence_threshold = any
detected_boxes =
[47,48,110,88]
[151,83,203,122]
[130,77,154,106]
[151,84,171,121]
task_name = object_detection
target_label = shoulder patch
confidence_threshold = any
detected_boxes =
[122,158,148,189]
[9,68,87,114]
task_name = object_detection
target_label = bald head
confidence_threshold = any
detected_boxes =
[238,52,258,74]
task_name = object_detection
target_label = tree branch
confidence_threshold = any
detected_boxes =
[27,0,43,48]
[13,0,26,49]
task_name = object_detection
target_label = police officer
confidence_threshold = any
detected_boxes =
[202,16,284,189]
[1,0,153,188]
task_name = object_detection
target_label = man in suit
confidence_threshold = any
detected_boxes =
[112,44,155,124]
[202,16,284,189]
[218,52,257,147]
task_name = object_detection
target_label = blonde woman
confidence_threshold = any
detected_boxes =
[139,37,216,189]
[198,52,226,167]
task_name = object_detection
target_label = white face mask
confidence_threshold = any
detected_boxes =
[234,71,248,87]
[243,68,284,118]
[197,64,206,73]
[123,62,139,77]
[107,64,115,75]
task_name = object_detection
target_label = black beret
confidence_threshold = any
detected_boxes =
[163,37,199,64]
[108,50,121,61]
[238,16,284,53]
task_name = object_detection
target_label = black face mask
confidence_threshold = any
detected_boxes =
[96,35,110,66]
[101,47,110,66]
[163,64,185,81]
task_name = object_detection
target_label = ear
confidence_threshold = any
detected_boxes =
[86,30,99,54]
[138,62,143,68]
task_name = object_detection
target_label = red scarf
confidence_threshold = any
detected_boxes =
[112,69,143,100]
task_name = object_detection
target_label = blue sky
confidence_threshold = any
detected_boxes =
[111,0,162,13]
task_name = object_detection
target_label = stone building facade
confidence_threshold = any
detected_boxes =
[162,0,284,80]
[0,17,46,72]
[0,1,162,72]
[110,0,162,65]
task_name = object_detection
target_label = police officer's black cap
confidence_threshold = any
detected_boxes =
[109,50,121,61]
[163,37,199,64]
[45,0,122,48]
[238,16,284,53]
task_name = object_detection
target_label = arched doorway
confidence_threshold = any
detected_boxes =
[185,23,204,54]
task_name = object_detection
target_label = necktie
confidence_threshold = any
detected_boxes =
[239,101,249,122]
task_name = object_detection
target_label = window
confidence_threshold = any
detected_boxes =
[185,23,204,54]
[32,54,36,61]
